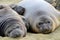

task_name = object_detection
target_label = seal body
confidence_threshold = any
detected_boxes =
[16,0,60,33]
[0,4,27,38]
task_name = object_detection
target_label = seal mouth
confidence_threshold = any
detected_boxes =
[40,29,52,34]
[36,23,52,34]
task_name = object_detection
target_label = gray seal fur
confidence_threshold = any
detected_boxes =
[16,0,60,33]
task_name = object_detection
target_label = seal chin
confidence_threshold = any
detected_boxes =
[40,27,52,34]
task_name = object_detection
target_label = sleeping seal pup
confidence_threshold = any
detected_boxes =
[0,4,27,38]
[10,0,60,34]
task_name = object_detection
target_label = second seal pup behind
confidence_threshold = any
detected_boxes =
[0,4,27,38]
[14,0,60,34]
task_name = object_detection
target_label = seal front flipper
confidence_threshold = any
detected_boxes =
[9,4,25,15]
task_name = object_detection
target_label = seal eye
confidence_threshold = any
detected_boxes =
[47,21,50,23]
[39,22,43,25]
[16,26,20,28]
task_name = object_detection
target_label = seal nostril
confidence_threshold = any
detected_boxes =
[9,29,21,38]
[13,32,21,38]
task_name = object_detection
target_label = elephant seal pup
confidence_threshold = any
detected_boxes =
[0,4,27,38]
[16,0,60,34]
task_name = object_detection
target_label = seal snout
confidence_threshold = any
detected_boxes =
[37,22,52,34]
[40,25,52,34]
[9,28,23,38]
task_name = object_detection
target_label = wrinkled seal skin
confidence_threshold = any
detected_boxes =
[0,4,27,38]
[14,0,60,34]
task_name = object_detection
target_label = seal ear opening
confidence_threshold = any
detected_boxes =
[9,4,25,15]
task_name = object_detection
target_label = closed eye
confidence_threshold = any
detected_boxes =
[39,22,43,25]
[47,21,50,23]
